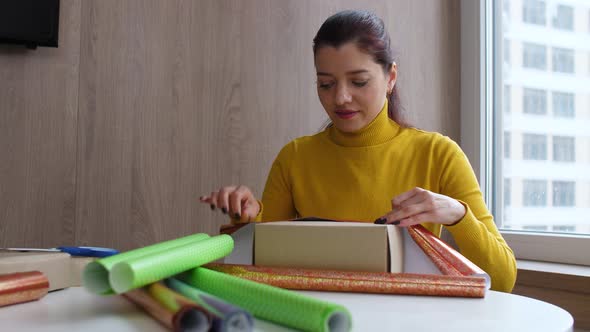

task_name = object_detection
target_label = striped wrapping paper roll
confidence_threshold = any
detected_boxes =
[166,278,253,332]
[84,233,211,294]
[180,267,352,332]
[205,263,486,298]
[0,271,49,307]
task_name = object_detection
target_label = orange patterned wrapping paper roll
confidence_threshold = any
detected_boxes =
[124,284,212,332]
[123,288,175,330]
[408,225,486,277]
[0,271,49,307]
[407,226,463,276]
[205,263,486,298]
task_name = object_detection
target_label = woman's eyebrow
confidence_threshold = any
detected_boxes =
[316,69,369,76]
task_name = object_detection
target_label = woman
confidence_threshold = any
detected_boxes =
[200,10,516,292]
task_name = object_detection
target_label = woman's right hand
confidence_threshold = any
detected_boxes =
[199,185,260,223]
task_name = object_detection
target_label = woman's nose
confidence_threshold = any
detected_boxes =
[335,85,352,105]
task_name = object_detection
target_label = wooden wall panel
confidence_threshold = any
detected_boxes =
[0,0,81,247]
[0,0,460,250]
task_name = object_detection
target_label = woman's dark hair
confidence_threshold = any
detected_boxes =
[313,10,409,127]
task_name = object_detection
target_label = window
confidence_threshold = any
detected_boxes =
[503,39,511,65]
[552,91,574,117]
[552,5,573,30]
[503,85,511,113]
[523,88,547,114]
[553,225,575,232]
[552,47,574,73]
[523,0,546,25]
[504,132,511,158]
[461,1,589,266]
[523,43,546,70]
[523,225,548,231]
[503,0,510,17]
[552,136,575,162]
[523,134,547,160]
[523,180,547,206]
[552,181,575,206]
[504,178,511,207]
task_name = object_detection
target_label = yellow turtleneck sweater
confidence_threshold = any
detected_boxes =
[253,101,516,292]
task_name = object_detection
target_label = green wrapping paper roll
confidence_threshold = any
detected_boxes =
[180,267,352,332]
[84,233,211,294]
[110,235,234,294]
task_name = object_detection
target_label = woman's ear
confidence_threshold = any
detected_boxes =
[388,62,398,91]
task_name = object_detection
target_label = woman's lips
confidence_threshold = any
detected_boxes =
[334,110,358,119]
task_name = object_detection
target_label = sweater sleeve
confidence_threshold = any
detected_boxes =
[437,137,517,292]
[258,141,298,222]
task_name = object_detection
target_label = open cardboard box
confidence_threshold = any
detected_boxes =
[223,220,490,291]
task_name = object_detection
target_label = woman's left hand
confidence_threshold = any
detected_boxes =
[375,187,466,226]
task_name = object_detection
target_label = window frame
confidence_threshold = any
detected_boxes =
[460,0,589,266]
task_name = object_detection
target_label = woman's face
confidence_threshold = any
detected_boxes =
[314,42,396,133]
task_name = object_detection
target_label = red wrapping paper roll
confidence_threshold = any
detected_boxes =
[0,271,49,307]
[205,263,486,298]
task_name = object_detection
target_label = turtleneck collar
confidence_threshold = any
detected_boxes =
[327,99,400,147]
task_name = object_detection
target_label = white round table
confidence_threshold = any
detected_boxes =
[0,287,573,332]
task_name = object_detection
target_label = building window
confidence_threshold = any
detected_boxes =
[523,180,547,206]
[552,91,575,118]
[553,225,575,232]
[503,85,511,113]
[523,134,547,160]
[503,0,510,17]
[552,5,573,30]
[523,43,547,70]
[504,39,511,65]
[504,178,511,207]
[523,88,547,114]
[504,132,511,158]
[523,0,546,25]
[523,225,549,231]
[553,181,575,206]
[552,47,574,73]
[553,136,575,162]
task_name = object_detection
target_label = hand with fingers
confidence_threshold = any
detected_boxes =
[199,185,261,223]
[374,187,466,227]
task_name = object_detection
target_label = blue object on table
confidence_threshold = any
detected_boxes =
[56,246,119,258]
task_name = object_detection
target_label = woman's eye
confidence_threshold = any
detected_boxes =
[352,80,368,87]
[318,82,334,90]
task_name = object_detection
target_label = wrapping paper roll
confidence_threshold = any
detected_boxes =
[180,267,352,332]
[84,233,210,294]
[0,271,49,307]
[408,225,486,277]
[147,282,212,332]
[166,278,253,332]
[205,263,486,298]
[109,235,234,293]
[124,288,175,330]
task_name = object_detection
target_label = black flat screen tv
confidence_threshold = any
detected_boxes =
[0,0,60,49]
